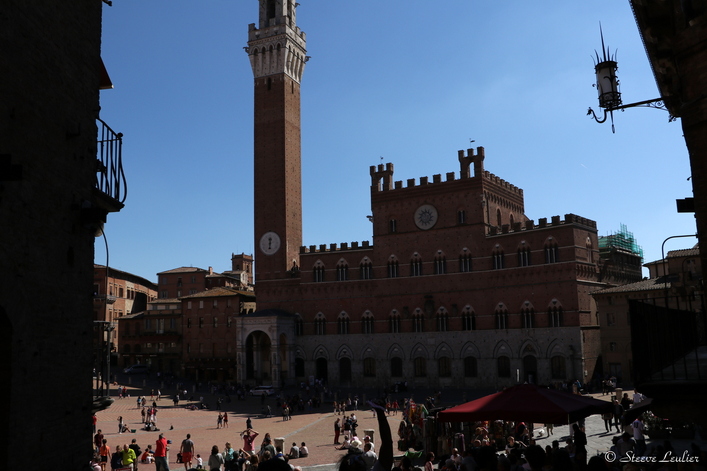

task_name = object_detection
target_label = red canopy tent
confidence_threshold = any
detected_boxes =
[436,384,612,424]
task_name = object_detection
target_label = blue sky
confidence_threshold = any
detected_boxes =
[98,1,696,282]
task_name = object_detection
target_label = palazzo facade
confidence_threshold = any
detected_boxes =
[245,0,604,390]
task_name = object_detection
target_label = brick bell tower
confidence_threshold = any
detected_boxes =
[248,0,307,282]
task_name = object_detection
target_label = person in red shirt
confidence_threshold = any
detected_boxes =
[154,434,170,471]
[241,429,259,453]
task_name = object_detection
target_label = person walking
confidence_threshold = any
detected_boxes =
[180,433,195,470]
[122,443,137,470]
[612,398,624,433]
[129,439,142,471]
[154,433,170,471]
[99,438,111,471]
[94,429,104,455]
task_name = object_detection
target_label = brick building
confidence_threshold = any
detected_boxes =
[180,287,257,382]
[157,263,251,300]
[238,0,621,391]
[593,246,701,387]
[1,0,124,466]
[93,265,157,375]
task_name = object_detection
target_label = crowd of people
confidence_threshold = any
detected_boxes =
[94,377,707,471]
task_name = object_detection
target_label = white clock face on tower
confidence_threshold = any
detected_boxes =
[414,204,438,230]
[259,231,281,255]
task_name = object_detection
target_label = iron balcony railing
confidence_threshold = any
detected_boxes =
[96,118,127,205]
[631,295,707,386]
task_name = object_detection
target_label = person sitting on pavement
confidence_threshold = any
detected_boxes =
[287,443,299,460]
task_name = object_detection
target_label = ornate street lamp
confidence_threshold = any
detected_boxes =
[587,27,671,132]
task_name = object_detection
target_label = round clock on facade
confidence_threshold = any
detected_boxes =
[414,204,438,230]
[259,231,281,255]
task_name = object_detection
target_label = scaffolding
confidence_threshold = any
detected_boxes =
[599,223,644,259]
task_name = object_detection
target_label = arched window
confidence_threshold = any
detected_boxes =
[551,356,566,379]
[586,237,594,263]
[464,356,478,377]
[339,357,352,382]
[387,257,399,278]
[363,358,376,377]
[545,238,559,264]
[521,304,535,329]
[436,309,449,332]
[337,312,350,335]
[314,313,326,335]
[549,301,563,327]
[518,242,531,267]
[410,254,423,277]
[390,357,403,377]
[294,315,304,336]
[495,305,508,330]
[359,259,372,280]
[336,261,349,281]
[459,249,472,273]
[362,311,375,334]
[414,357,427,377]
[412,311,425,333]
[497,356,511,378]
[313,261,325,282]
[434,252,447,274]
[389,311,401,333]
[295,358,305,377]
[462,307,476,331]
[492,247,505,269]
[438,357,452,377]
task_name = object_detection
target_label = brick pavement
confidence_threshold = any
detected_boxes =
[95,383,398,471]
[96,384,706,470]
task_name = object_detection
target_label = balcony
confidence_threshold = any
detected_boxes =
[95,118,126,209]
[83,118,126,234]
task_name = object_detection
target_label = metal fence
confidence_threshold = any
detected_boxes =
[630,294,707,386]
[95,118,127,204]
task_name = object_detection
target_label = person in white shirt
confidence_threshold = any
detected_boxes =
[362,443,377,471]
[288,443,299,460]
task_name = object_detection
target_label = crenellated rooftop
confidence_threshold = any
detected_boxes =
[300,240,372,254]
[488,213,597,235]
[370,147,523,198]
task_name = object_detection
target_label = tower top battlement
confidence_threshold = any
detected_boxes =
[369,147,523,198]
[247,1,307,82]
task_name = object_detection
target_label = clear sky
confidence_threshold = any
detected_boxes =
[98,0,697,282]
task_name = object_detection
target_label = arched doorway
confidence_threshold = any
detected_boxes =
[278,333,289,386]
[315,357,328,382]
[523,355,537,384]
[245,330,272,384]
[339,357,352,383]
